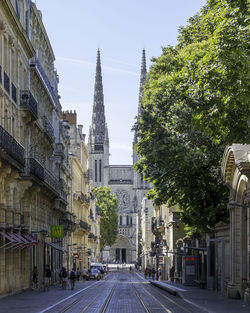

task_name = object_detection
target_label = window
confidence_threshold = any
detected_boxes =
[126,215,129,225]
[99,160,102,182]
[94,160,97,182]
[120,216,122,226]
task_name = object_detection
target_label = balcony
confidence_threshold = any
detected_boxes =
[43,116,54,141]
[60,212,76,233]
[74,192,90,204]
[0,125,25,167]
[21,158,44,182]
[30,57,59,106]
[88,232,97,241]
[20,90,38,119]
[55,143,65,158]
[44,168,60,194]
[79,220,89,231]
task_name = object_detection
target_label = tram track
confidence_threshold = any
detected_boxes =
[42,273,115,313]
[41,271,198,313]
[131,272,195,313]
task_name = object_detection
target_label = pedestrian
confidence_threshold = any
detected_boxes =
[129,266,132,272]
[44,264,51,291]
[152,267,156,280]
[32,266,38,289]
[82,266,87,280]
[76,268,80,281]
[158,268,162,281]
[144,267,148,279]
[170,266,175,282]
[148,268,152,278]
[69,268,76,290]
[60,267,68,289]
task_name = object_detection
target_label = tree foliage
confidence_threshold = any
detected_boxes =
[93,187,118,251]
[134,0,249,233]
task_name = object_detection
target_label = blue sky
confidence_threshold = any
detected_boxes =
[35,0,206,165]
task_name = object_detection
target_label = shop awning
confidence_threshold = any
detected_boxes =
[15,234,31,247]
[0,231,17,248]
[23,234,38,245]
[0,232,38,249]
[45,241,66,253]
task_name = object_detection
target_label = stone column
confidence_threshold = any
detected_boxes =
[244,192,250,304]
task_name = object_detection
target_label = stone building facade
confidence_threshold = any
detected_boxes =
[88,49,152,263]
[140,198,154,270]
[221,144,250,304]
[0,1,74,296]
[63,111,100,270]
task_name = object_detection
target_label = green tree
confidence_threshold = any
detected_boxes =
[134,0,249,233]
[93,187,118,251]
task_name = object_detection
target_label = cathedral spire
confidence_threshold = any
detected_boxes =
[133,49,147,147]
[90,49,106,151]
[138,48,147,115]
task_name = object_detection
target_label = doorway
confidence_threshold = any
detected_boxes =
[122,248,126,263]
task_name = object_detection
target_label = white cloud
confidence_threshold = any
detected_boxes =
[56,56,139,76]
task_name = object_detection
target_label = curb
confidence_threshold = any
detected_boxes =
[149,280,179,296]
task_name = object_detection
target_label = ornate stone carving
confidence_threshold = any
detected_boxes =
[115,190,130,211]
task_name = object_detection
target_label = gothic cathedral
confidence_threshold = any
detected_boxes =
[88,49,151,263]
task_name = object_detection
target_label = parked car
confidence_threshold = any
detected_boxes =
[89,268,101,280]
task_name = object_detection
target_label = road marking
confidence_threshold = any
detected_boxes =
[154,281,187,292]
[37,281,100,313]
[134,272,148,282]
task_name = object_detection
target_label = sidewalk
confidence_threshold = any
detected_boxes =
[0,279,98,313]
[149,279,250,313]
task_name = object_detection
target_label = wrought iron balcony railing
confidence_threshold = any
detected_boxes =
[30,57,59,106]
[79,220,89,230]
[20,90,38,119]
[59,186,68,202]
[0,125,25,166]
[4,71,10,94]
[21,158,44,181]
[44,168,60,193]
[43,116,54,141]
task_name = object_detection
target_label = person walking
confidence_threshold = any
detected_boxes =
[148,268,152,278]
[82,266,88,280]
[152,267,156,280]
[76,268,80,281]
[32,266,38,289]
[59,267,68,289]
[44,264,51,291]
[69,268,76,290]
[170,266,175,282]
[144,267,148,279]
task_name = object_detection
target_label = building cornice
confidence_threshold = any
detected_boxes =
[1,0,35,58]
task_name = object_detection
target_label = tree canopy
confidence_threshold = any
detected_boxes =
[93,187,118,251]
[134,0,249,233]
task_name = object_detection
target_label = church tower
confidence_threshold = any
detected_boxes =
[88,49,109,187]
[133,49,148,189]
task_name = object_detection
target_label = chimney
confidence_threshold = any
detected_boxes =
[62,110,77,125]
